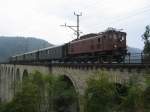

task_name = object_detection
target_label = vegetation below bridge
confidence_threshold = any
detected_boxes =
[0,70,149,112]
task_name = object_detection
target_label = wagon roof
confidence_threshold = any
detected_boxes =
[38,45,63,51]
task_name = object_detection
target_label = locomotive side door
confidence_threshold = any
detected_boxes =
[97,36,103,52]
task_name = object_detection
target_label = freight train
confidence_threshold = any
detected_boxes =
[10,28,127,63]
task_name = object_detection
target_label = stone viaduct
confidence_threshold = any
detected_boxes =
[0,63,149,112]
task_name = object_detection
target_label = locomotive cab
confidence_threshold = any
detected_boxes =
[112,32,126,50]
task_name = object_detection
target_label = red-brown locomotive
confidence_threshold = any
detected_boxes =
[68,28,127,62]
[10,28,127,63]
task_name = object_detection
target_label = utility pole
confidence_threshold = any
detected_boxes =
[74,12,82,39]
[61,12,82,39]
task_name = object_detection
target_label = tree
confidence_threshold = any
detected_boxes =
[120,85,145,112]
[30,71,46,112]
[52,76,78,112]
[0,78,40,112]
[142,25,150,54]
[44,75,56,112]
[84,71,150,112]
[0,71,45,112]
[84,71,118,112]
[143,75,150,112]
[0,72,79,112]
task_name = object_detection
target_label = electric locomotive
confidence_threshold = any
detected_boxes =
[67,28,127,62]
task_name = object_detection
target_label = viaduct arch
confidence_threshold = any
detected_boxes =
[22,69,28,80]
[16,68,20,81]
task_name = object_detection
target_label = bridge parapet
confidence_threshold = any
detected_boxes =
[51,64,146,94]
[51,63,149,73]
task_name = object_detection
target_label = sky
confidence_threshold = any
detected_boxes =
[0,0,150,49]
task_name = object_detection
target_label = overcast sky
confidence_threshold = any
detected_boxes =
[0,0,150,49]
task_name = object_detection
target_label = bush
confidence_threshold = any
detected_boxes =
[0,72,79,112]
[84,70,150,112]
[0,71,45,112]
[143,75,150,112]
[85,71,118,112]
[52,76,78,112]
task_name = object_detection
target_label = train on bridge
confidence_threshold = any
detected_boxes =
[10,28,127,63]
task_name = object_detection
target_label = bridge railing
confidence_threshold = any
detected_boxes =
[124,53,143,64]
[123,53,150,64]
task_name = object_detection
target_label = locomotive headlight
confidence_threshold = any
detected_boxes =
[114,45,117,48]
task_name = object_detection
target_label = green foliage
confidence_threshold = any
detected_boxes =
[0,70,150,112]
[12,81,39,112]
[51,76,78,112]
[120,75,150,112]
[0,71,79,112]
[85,71,118,112]
[142,25,150,55]
[85,70,150,112]
[0,76,40,112]
[144,74,150,86]
[44,75,56,112]
[142,25,150,42]
[143,87,150,112]
[143,75,150,111]
[120,85,144,112]
[0,71,46,112]
[0,102,16,112]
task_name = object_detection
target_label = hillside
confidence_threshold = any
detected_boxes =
[0,37,53,62]
[127,46,142,53]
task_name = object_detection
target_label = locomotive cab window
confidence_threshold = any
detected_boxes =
[120,34,125,41]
